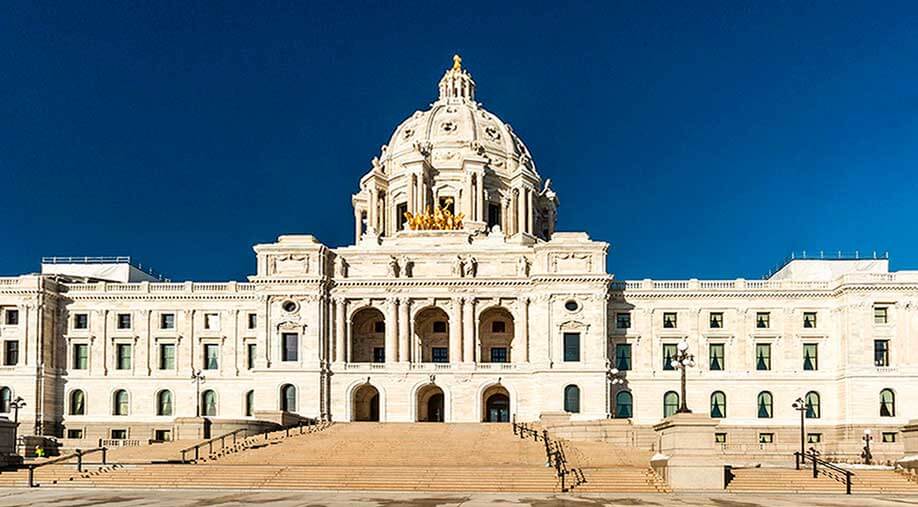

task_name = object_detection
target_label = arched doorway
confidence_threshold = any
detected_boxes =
[351,308,386,363]
[478,307,514,363]
[353,384,380,421]
[482,385,511,422]
[417,384,445,422]
[414,306,450,363]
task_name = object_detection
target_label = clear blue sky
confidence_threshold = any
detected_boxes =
[3,2,917,281]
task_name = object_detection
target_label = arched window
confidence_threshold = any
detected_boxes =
[710,391,726,418]
[563,385,581,413]
[245,390,254,417]
[880,389,896,417]
[156,390,173,416]
[805,391,820,419]
[201,390,217,417]
[663,391,679,418]
[280,384,297,413]
[113,389,129,416]
[70,390,86,415]
[615,391,633,418]
[0,387,12,413]
[757,391,773,418]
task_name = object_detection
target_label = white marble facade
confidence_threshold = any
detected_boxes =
[1,60,916,456]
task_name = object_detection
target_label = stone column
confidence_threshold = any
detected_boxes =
[476,170,485,221]
[354,207,362,242]
[368,188,378,232]
[463,298,476,363]
[516,188,526,235]
[526,188,534,233]
[385,298,398,364]
[515,297,529,363]
[449,298,462,363]
[398,298,410,362]
[334,298,346,363]
[408,174,415,214]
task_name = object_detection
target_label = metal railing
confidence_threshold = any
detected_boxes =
[180,420,322,464]
[795,449,854,495]
[511,416,583,493]
[26,447,108,487]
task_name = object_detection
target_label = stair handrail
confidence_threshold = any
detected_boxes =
[180,418,323,464]
[26,446,108,487]
[795,448,853,495]
[510,415,583,492]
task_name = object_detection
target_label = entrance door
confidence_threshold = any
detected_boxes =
[427,393,444,422]
[369,394,380,421]
[485,393,510,422]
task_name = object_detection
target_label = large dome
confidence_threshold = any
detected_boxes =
[381,56,539,180]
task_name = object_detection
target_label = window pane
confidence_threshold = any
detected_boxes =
[756,312,770,328]
[117,314,131,329]
[5,310,19,326]
[756,344,771,370]
[247,313,257,329]
[282,333,298,362]
[490,347,507,363]
[373,347,385,363]
[615,392,632,418]
[874,340,889,366]
[246,344,257,369]
[663,344,677,370]
[74,314,89,329]
[710,313,723,328]
[563,333,580,362]
[663,392,679,417]
[709,344,724,371]
[615,344,632,371]
[73,344,89,370]
[663,313,677,328]
[4,341,18,366]
[803,312,817,328]
[616,313,631,329]
[204,344,219,370]
[117,344,132,370]
[757,392,773,418]
[563,386,580,413]
[803,343,818,371]
[711,392,726,418]
[432,347,449,363]
[160,344,175,370]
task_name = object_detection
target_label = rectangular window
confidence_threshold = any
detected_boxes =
[204,344,219,370]
[714,432,727,444]
[709,312,723,329]
[882,432,897,443]
[396,202,409,230]
[490,347,508,363]
[758,433,774,444]
[874,306,889,324]
[116,343,132,370]
[803,312,817,328]
[160,313,175,329]
[247,313,257,329]
[111,429,127,440]
[487,203,501,230]
[874,340,890,367]
[432,347,449,363]
[67,429,84,439]
[709,343,725,371]
[755,343,771,371]
[374,321,385,333]
[807,433,822,444]
[803,343,818,371]
[3,341,18,366]
[615,344,632,371]
[74,313,89,330]
[491,321,506,333]
[563,333,580,362]
[154,429,172,442]
[4,309,19,326]
[756,312,770,329]
[73,343,89,370]
[117,313,131,329]
[281,333,298,362]
[662,343,678,371]
[432,321,447,333]
[159,343,175,370]
[204,313,220,330]
[372,347,385,363]
[246,343,257,369]
[662,312,677,328]
[616,312,631,329]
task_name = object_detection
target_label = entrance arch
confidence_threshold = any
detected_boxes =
[351,307,386,363]
[416,384,445,422]
[482,384,511,422]
[352,384,380,421]
[414,306,450,363]
[478,306,515,363]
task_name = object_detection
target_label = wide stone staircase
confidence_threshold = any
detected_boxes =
[32,422,667,492]
[727,467,918,494]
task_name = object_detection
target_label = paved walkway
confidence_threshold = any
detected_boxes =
[1,489,918,506]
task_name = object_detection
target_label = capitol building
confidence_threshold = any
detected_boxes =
[1,57,915,461]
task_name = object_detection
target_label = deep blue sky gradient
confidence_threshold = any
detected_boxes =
[3,2,918,281]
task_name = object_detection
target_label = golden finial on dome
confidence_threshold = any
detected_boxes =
[452,54,462,71]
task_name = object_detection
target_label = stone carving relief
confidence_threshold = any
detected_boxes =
[412,141,433,157]
[269,254,309,275]
[334,257,349,278]
[440,121,458,133]
[484,125,501,141]
[550,252,593,273]
[517,256,530,277]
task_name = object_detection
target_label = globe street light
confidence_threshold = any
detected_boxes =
[191,369,206,417]
[10,397,25,455]
[792,397,806,460]
[672,339,695,414]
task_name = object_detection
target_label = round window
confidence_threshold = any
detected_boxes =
[564,300,579,312]
[281,300,298,313]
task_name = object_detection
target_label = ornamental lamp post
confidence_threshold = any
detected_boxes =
[10,397,25,455]
[191,369,206,417]
[673,339,695,414]
[792,397,806,460]
[862,429,873,465]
